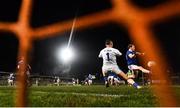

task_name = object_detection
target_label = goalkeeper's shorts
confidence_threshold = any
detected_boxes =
[102,65,122,74]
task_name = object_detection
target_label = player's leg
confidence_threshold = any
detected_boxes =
[113,66,141,89]
[103,71,109,87]
[10,80,13,86]
[88,80,92,85]
[114,78,119,86]
[109,76,114,85]
[90,80,92,85]
[8,79,10,86]
[129,65,150,73]
[118,72,141,89]
[138,66,150,73]
[102,66,110,87]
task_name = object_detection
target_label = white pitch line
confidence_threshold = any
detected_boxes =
[34,91,128,98]
[70,92,127,98]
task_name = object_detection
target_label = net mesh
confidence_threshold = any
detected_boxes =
[0,0,179,106]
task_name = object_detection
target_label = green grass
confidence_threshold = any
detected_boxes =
[0,85,180,107]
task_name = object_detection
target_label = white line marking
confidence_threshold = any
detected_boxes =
[34,91,128,98]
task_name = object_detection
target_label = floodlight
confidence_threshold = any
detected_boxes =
[58,47,75,63]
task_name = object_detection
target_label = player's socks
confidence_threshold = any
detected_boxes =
[105,81,109,87]
[104,77,109,87]
[132,82,138,87]
[104,77,107,81]
[127,79,141,89]
[132,82,141,89]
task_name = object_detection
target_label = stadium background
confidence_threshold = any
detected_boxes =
[0,0,179,81]
[0,0,179,106]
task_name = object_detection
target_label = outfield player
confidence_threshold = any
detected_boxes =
[126,44,150,74]
[8,73,15,86]
[17,56,31,86]
[107,71,125,86]
[98,40,141,89]
[107,71,115,85]
[87,74,93,85]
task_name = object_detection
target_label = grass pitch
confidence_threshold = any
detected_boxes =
[0,85,180,107]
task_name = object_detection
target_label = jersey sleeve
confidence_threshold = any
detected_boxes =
[127,51,136,58]
[98,50,103,58]
[115,49,122,56]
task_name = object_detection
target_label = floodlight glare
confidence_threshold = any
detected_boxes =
[59,47,75,63]
[57,16,77,64]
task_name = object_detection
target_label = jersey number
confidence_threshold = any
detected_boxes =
[106,53,110,61]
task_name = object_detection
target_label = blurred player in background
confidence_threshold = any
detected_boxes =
[114,75,125,86]
[126,44,150,74]
[17,56,31,86]
[98,39,141,89]
[72,78,76,85]
[87,74,93,85]
[107,71,115,85]
[8,73,15,86]
[107,71,125,86]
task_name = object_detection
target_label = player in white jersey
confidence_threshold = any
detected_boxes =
[98,39,141,89]
[8,73,15,86]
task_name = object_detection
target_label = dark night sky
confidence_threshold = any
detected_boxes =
[0,0,179,80]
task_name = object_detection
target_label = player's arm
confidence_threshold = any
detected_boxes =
[115,49,122,56]
[135,52,145,56]
[128,51,144,58]
[98,51,103,58]
[128,52,136,58]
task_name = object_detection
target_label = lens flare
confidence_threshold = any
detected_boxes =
[58,47,75,63]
